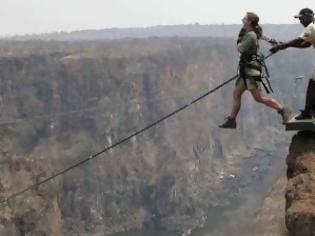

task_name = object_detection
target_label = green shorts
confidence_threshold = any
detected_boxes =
[236,77,261,91]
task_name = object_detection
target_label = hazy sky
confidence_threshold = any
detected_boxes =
[0,0,314,36]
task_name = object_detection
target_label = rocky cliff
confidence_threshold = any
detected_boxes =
[286,131,315,236]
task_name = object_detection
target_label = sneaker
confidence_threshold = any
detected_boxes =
[278,107,292,124]
[219,116,236,129]
[295,110,313,120]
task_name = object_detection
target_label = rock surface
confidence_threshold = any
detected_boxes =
[286,131,315,236]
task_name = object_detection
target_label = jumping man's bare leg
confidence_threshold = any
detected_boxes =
[250,88,292,123]
[229,85,246,118]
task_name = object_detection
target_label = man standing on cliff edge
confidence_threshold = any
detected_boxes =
[270,8,315,120]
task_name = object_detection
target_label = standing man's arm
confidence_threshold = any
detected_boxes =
[270,38,311,53]
[282,38,311,48]
[270,22,313,53]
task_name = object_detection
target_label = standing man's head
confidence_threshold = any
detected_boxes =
[294,8,314,27]
[242,12,262,39]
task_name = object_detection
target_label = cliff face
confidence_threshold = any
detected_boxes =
[210,175,287,236]
[286,131,315,236]
[0,152,61,235]
[0,38,312,235]
[251,176,287,236]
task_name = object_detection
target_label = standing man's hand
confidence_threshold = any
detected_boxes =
[269,43,287,53]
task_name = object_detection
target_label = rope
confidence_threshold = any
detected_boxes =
[0,74,238,205]
[0,52,275,206]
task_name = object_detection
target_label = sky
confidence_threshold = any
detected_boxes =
[0,0,314,36]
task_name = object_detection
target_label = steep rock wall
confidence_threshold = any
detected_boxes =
[286,131,315,236]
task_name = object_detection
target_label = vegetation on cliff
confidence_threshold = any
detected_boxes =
[0,37,312,235]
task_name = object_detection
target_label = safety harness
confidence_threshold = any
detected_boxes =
[239,50,273,94]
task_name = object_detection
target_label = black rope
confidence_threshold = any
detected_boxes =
[0,73,239,205]
[261,52,274,61]
[0,52,275,206]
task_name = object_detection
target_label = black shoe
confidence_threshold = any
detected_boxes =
[295,110,312,120]
[278,107,292,124]
[219,117,236,129]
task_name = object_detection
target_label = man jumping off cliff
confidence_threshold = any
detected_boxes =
[270,8,315,120]
[219,12,292,129]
